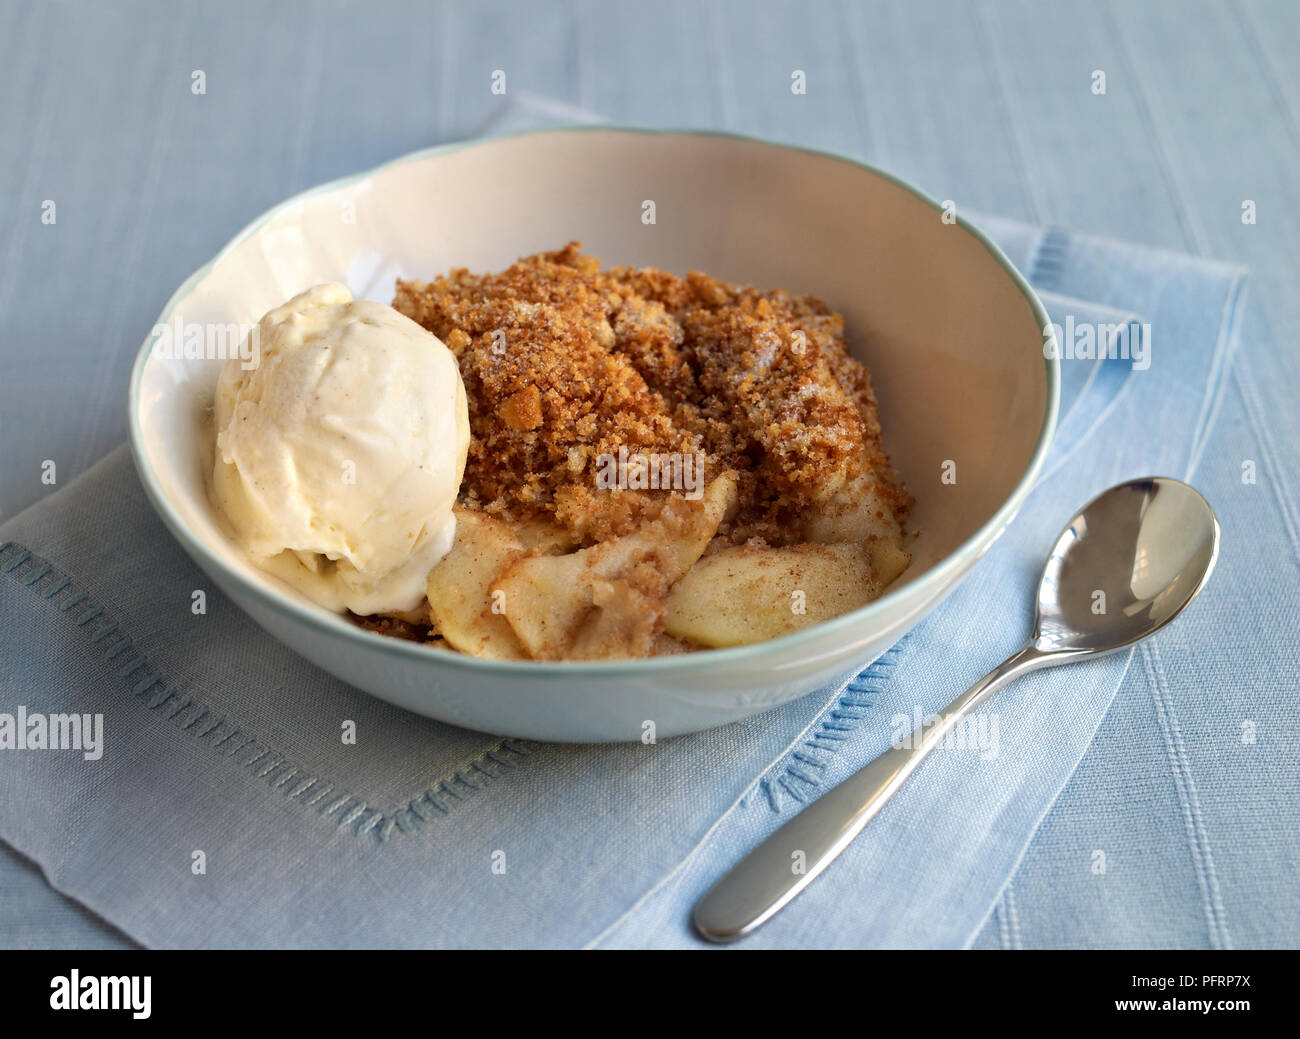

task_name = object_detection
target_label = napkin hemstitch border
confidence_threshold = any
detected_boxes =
[0,540,540,843]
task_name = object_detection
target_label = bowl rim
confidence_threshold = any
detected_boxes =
[127,124,1061,677]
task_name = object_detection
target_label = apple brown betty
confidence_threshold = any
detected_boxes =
[353,242,911,660]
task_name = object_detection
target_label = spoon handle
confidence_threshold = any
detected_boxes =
[693,644,1054,943]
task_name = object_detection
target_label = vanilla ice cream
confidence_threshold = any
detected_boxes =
[212,284,469,616]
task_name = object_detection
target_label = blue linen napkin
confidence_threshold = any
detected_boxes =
[0,191,1247,946]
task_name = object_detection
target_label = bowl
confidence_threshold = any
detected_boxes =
[128,127,1058,742]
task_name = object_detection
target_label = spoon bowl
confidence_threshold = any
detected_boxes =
[1035,478,1220,655]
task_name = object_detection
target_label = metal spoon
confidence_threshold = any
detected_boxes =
[693,476,1220,943]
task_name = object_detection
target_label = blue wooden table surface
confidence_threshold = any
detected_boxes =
[0,0,1296,948]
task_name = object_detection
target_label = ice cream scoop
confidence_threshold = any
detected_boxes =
[212,283,469,616]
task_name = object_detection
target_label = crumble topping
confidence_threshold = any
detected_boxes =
[393,242,909,546]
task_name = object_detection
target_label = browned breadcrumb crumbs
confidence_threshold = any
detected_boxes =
[349,612,438,643]
[393,242,909,546]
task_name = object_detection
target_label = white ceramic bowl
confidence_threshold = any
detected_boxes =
[129,127,1058,742]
